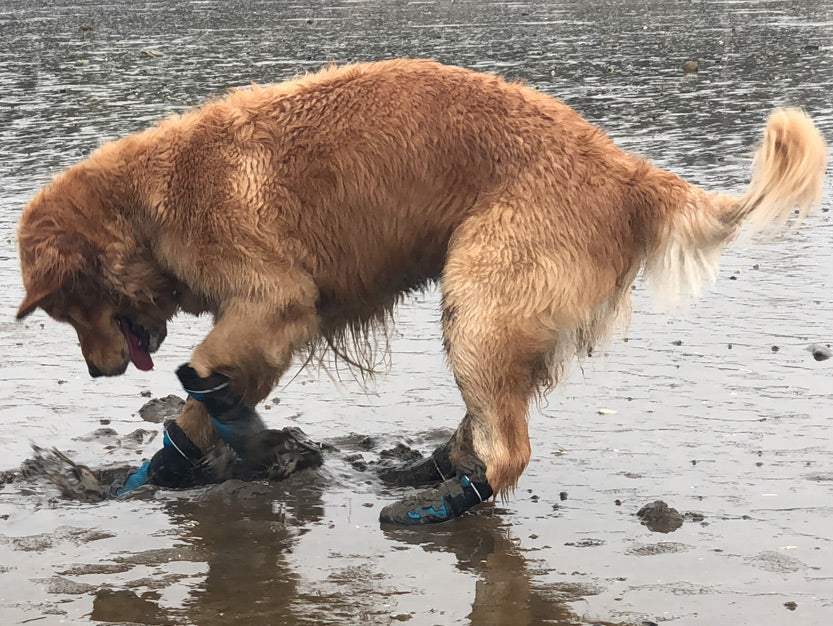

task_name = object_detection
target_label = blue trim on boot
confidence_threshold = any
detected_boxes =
[406,501,450,521]
[117,460,151,495]
[210,417,237,444]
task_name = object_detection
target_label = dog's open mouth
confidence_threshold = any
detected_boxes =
[116,317,154,371]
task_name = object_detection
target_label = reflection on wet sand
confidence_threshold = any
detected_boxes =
[170,478,325,624]
[384,510,619,626]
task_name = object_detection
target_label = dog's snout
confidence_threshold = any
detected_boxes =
[87,363,104,378]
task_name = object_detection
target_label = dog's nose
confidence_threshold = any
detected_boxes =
[88,363,104,378]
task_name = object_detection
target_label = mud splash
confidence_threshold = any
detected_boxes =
[3,397,333,503]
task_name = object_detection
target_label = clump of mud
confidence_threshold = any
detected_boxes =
[0,396,441,505]
[636,500,685,533]
[0,446,131,502]
[0,396,326,503]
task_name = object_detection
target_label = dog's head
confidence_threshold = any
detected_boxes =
[16,174,178,377]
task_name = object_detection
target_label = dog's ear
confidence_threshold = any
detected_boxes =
[16,232,96,319]
[16,283,58,319]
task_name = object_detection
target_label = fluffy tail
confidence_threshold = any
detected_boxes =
[730,108,827,231]
[646,108,827,305]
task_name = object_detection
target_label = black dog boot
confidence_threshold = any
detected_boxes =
[175,364,267,458]
[379,455,493,525]
[378,439,455,487]
[113,420,209,496]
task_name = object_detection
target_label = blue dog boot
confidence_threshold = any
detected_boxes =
[379,455,493,525]
[113,421,206,496]
[176,364,266,458]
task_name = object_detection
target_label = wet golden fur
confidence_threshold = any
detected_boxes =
[17,59,826,496]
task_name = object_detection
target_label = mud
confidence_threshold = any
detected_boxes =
[636,501,685,534]
[5,397,328,504]
[2,0,833,624]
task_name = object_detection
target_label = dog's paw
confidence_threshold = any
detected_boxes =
[175,364,230,399]
[379,455,493,525]
[174,364,270,460]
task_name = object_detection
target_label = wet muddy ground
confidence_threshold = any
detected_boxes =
[1,0,832,624]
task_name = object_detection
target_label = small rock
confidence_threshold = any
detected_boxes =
[682,60,699,73]
[806,343,831,361]
[559,491,568,501]
[784,601,797,610]
[140,49,164,58]
[637,500,684,533]
[771,345,780,352]
[671,339,683,346]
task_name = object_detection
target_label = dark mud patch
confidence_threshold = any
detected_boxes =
[745,550,808,574]
[627,542,693,556]
[0,396,327,503]
[636,500,685,533]
[379,442,423,463]
[138,395,185,423]
[91,589,172,625]
[0,396,439,508]
[37,576,97,595]
[0,527,115,552]
[328,428,451,480]
[0,446,131,502]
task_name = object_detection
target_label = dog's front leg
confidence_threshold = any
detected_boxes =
[176,395,223,451]
[114,397,219,495]
[113,277,321,495]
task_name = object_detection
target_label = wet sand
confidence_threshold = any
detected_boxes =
[1,1,832,624]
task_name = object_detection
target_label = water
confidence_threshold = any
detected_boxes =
[1,0,832,623]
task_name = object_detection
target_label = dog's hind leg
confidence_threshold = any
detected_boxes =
[380,209,552,524]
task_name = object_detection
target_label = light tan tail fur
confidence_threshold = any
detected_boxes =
[646,108,827,306]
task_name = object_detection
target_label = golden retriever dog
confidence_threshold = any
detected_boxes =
[16,59,826,523]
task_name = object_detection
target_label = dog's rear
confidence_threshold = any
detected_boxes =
[645,108,827,305]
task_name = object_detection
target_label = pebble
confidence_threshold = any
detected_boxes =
[682,60,699,73]
[806,343,831,361]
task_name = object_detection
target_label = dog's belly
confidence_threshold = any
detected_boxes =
[312,223,452,327]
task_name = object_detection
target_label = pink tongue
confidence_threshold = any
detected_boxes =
[118,320,154,371]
